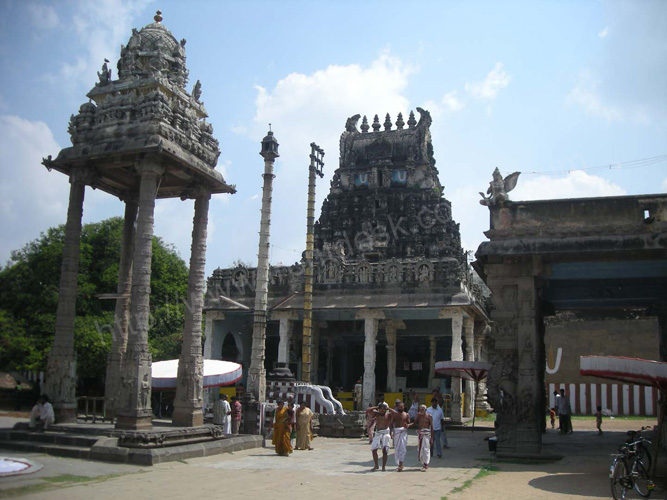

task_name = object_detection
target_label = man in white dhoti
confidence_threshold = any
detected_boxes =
[390,401,413,471]
[366,403,393,471]
[415,404,433,471]
[214,394,232,434]
[29,395,55,431]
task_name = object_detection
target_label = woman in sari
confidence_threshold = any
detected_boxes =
[272,401,293,456]
[295,401,314,450]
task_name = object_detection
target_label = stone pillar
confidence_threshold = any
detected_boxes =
[325,336,335,385]
[203,311,224,359]
[173,190,211,427]
[384,320,405,393]
[441,308,463,423]
[311,322,325,384]
[428,336,437,390]
[105,199,138,418]
[463,316,475,418]
[484,258,545,457]
[475,323,491,410]
[116,161,163,430]
[357,310,385,408]
[44,169,88,423]
[275,311,297,364]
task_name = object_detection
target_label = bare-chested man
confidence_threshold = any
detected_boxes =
[415,404,433,471]
[390,401,413,471]
[366,402,394,471]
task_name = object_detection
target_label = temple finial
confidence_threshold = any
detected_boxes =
[407,110,417,129]
[154,10,163,23]
[395,112,405,130]
[384,113,392,131]
[360,115,369,133]
[372,114,381,132]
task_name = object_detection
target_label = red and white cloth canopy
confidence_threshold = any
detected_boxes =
[435,361,492,382]
[580,356,667,389]
[151,359,242,390]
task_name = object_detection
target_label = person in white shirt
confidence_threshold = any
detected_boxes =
[558,388,572,434]
[29,395,55,431]
[426,397,448,457]
[214,394,232,434]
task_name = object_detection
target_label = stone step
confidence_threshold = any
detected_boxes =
[0,439,91,459]
[1,430,99,448]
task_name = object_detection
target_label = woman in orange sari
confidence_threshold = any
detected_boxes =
[272,401,293,456]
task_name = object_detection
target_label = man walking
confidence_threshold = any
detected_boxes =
[415,404,433,471]
[366,402,393,471]
[426,397,447,457]
[391,400,412,472]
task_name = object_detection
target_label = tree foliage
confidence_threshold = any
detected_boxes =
[0,217,189,388]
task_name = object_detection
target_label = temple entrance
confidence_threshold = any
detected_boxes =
[220,333,239,362]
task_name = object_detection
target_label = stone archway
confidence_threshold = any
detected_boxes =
[221,332,243,363]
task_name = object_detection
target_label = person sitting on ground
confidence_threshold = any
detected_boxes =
[29,395,54,431]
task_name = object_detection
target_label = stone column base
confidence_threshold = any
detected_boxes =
[115,415,153,431]
[172,408,204,427]
[54,406,77,424]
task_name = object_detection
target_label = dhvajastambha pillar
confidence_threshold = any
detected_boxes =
[105,199,138,419]
[115,160,163,430]
[44,168,89,423]
[173,189,211,427]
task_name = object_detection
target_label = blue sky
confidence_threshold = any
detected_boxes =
[1,0,665,277]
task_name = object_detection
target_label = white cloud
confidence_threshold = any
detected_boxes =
[0,116,67,263]
[442,91,465,112]
[246,51,414,264]
[452,170,627,256]
[465,62,511,100]
[27,3,59,30]
[512,170,626,201]
[566,71,623,122]
[598,26,609,38]
[50,0,151,91]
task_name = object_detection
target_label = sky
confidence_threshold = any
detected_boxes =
[0,0,665,278]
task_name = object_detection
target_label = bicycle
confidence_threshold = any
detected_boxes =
[626,428,652,472]
[610,442,654,499]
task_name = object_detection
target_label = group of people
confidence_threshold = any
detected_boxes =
[272,398,315,456]
[551,388,573,434]
[366,397,448,472]
[213,394,242,434]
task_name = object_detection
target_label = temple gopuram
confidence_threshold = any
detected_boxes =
[204,108,490,421]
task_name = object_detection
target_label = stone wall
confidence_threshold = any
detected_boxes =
[545,315,659,385]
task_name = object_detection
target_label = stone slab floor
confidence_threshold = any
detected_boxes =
[1,417,665,499]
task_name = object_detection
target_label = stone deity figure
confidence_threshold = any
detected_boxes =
[479,168,520,206]
[97,59,112,83]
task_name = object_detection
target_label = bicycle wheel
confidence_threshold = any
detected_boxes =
[636,442,652,472]
[610,460,628,500]
[632,460,653,498]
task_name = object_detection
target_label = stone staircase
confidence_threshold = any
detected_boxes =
[0,424,102,459]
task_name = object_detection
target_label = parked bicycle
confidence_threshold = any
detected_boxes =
[626,427,652,472]
[610,435,654,499]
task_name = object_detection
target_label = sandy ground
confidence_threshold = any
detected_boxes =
[0,416,664,500]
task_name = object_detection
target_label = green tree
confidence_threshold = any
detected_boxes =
[0,217,190,389]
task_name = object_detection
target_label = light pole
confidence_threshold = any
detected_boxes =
[301,143,324,383]
[247,127,279,406]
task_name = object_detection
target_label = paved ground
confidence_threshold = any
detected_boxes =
[0,414,665,499]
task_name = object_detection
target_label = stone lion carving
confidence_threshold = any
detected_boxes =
[479,167,520,206]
